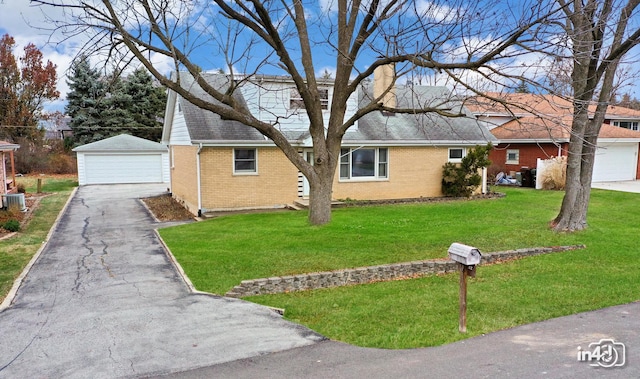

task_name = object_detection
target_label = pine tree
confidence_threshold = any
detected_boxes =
[66,62,165,144]
[121,68,165,141]
[65,56,107,145]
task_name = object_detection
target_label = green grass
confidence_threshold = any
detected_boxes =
[159,187,640,348]
[159,188,584,295]
[0,176,77,303]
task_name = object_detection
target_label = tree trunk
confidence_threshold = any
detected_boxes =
[552,118,598,232]
[307,174,334,225]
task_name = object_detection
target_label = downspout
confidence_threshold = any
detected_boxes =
[196,143,203,217]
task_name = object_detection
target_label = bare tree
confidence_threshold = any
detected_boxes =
[550,0,640,231]
[34,0,551,225]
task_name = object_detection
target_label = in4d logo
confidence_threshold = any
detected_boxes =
[578,339,626,368]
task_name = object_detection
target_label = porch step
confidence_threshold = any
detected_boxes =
[287,199,346,211]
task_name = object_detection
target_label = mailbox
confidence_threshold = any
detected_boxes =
[448,243,482,266]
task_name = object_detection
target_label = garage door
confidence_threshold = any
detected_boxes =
[84,154,163,184]
[592,143,638,182]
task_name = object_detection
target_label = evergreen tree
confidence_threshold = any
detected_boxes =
[121,68,165,141]
[65,56,107,145]
[66,61,165,144]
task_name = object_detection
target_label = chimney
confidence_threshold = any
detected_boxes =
[373,64,396,109]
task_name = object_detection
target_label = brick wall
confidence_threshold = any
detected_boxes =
[490,143,568,174]
[199,147,300,210]
[170,145,199,215]
[332,146,447,200]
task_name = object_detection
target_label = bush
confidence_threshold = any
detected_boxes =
[13,137,77,174]
[3,219,20,232]
[539,156,567,190]
[48,153,77,174]
[441,144,492,197]
[17,183,26,193]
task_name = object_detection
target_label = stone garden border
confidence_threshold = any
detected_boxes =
[225,245,585,298]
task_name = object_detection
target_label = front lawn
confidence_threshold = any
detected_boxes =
[158,187,640,348]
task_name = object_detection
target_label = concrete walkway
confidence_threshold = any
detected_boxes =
[591,180,640,193]
[0,184,322,378]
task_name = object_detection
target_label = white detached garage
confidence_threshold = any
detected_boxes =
[74,134,170,185]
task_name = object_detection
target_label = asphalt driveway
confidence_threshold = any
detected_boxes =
[0,184,322,378]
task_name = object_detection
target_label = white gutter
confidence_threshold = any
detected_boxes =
[196,143,203,217]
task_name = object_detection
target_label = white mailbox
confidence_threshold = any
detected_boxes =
[448,243,482,266]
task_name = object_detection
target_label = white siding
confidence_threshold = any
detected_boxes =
[78,153,169,185]
[169,99,192,145]
[241,81,359,131]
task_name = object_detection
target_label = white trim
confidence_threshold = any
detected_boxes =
[233,148,258,175]
[196,144,203,216]
[190,139,497,148]
[339,147,389,180]
[506,149,520,165]
[448,147,466,163]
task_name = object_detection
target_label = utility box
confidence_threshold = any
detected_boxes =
[2,193,26,211]
[448,243,482,266]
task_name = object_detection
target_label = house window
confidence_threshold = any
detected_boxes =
[340,148,388,180]
[234,148,257,174]
[506,149,520,164]
[613,121,639,131]
[448,148,465,163]
[290,88,329,110]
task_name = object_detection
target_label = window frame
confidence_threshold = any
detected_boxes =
[339,147,389,181]
[613,120,639,131]
[233,148,258,175]
[506,149,520,165]
[290,87,329,110]
[448,147,466,163]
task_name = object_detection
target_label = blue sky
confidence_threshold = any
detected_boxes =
[2,1,640,114]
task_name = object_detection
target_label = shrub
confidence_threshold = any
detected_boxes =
[539,156,567,190]
[47,153,77,174]
[3,219,20,232]
[17,183,26,193]
[441,144,492,197]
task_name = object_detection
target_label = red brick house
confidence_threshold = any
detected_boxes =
[467,94,640,182]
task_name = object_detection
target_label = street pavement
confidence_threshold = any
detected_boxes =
[0,182,638,378]
[154,301,640,378]
[0,184,323,379]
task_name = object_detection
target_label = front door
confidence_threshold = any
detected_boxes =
[302,150,313,198]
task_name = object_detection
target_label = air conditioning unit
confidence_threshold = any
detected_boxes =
[2,193,26,211]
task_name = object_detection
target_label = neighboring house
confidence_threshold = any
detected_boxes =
[467,93,640,182]
[162,72,497,216]
[0,141,19,196]
[42,115,74,140]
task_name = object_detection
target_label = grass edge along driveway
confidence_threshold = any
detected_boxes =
[160,187,640,349]
[0,177,77,304]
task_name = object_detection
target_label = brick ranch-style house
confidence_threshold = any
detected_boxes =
[466,93,640,183]
[161,71,497,216]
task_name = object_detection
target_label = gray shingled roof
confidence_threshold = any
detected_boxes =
[73,134,167,152]
[177,73,265,141]
[347,84,496,143]
[175,72,496,145]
